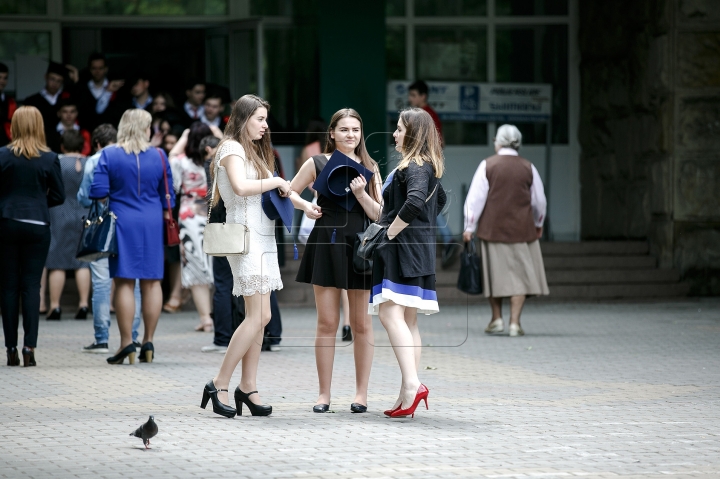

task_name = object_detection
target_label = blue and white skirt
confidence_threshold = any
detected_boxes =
[368,239,439,316]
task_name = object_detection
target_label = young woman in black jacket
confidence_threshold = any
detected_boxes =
[0,106,65,367]
[371,108,446,419]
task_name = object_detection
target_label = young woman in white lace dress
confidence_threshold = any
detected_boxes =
[201,95,320,418]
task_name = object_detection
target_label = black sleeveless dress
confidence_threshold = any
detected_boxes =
[295,155,372,291]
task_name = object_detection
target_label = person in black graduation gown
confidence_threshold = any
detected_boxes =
[22,62,74,145]
[73,52,125,131]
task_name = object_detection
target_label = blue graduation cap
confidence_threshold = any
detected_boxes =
[314,150,374,211]
[262,173,294,233]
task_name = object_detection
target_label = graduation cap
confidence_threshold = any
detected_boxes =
[261,173,294,233]
[313,150,374,211]
[46,61,67,77]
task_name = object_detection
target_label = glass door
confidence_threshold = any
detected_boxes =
[206,19,261,101]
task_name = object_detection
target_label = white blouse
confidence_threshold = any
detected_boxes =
[463,148,547,234]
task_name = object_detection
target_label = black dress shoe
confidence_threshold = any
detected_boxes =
[21,347,36,367]
[200,380,236,418]
[342,325,353,342]
[313,404,330,413]
[106,343,137,365]
[350,403,367,413]
[139,342,154,363]
[234,388,272,416]
[46,308,62,320]
[75,307,89,320]
[6,347,20,366]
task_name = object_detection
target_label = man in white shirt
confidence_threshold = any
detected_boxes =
[23,61,77,146]
[76,52,124,131]
[199,93,226,131]
[182,80,205,126]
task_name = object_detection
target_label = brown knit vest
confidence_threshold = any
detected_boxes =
[476,154,537,243]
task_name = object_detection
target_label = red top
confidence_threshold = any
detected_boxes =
[422,104,443,142]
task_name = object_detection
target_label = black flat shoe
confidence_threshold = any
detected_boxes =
[21,347,36,367]
[46,308,61,320]
[234,388,272,416]
[106,343,137,365]
[75,307,89,320]
[350,403,367,413]
[342,325,353,342]
[6,347,20,366]
[139,342,154,363]
[313,404,330,413]
[200,380,236,418]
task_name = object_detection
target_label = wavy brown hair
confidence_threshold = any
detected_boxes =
[9,106,50,159]
[397,108,444,178]
[211,95,275,206]
[324,108,381,203]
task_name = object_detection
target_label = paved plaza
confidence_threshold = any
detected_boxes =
[1,299,719,478]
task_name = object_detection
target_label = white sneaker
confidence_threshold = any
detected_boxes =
[201,344,227,353]
[269,344,281,352]
[485,318,504,334]
[509,324,525,337]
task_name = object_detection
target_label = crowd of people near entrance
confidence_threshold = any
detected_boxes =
[1,54,548,419]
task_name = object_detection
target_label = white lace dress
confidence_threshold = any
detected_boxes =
[214,140,283,296]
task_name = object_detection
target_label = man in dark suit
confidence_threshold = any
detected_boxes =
[199,92,228,132]
[180,79,206,127]
[22,62,74,145]
[0,62,16,147]
[74,52,125,131]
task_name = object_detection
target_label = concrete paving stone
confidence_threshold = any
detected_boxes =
[1,300,719,477]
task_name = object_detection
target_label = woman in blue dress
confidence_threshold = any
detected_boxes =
[90,109,175,365]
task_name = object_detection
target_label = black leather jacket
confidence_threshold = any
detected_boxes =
[380,160,446,277]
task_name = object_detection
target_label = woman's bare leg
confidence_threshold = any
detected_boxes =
[489,296,503,324]
[48,269,65,310]
[313,285,341,406]
[191,285,213,331]
[140,279,162,344]
[75,268,91,309]
[341,290,350,327]
[165,262,182,308]
[347,289,374,406]
[388,307,421,410]
[213,292,272,406]
[509,295,526,326]
[379,301,421,410]
[239,293,272,405]
[113,278,135,353]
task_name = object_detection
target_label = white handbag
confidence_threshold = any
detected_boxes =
[203,160,250,257]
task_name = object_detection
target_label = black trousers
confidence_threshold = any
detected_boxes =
[0,218,51,349]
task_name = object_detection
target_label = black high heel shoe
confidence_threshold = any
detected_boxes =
[200,380,236,418]
[21,347,36,367]
[342,325,352,342]
[6,347,20,366]
[106,344,136,365]
[75,307,89,320]
[46,308,61,320]
[234,388,272,416]
[139,342,154,363]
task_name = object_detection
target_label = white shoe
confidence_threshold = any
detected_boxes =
[201,344,227,353]
[269,344,281,352]
[485,318,504,334]
[509,324,524,337]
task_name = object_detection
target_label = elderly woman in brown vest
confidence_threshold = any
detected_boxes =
[462,124,549,336]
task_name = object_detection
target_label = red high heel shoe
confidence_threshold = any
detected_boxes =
[389,384,429,418]
[384,405,401,417]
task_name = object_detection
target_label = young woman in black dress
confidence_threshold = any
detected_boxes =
[291,108,383,413]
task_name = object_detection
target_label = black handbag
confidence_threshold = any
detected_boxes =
[75,199,118,262]
[457,239,483,295]
[356,222,386,262]
[353,217,374,274]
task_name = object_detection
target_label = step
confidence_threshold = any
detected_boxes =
[541,241,648,256]
[543,255,656,270]
[543,282,691,299]
[545,269,681,285]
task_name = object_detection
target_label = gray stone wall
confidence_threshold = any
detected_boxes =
[579,0,720,294]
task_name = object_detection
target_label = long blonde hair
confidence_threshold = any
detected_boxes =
[8,106,50,159]
[397,108,445,178]
[212,94,275,206]
[117,109,151,155]
[324,108,381,203]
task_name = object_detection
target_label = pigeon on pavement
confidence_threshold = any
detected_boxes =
[130,415,158,449]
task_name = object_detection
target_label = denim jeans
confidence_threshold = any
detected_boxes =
[89,258,141,344]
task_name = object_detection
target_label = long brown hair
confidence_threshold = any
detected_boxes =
[8,106,50,159]
[324,108,381,202]
[212,95,275,206]
[397,108,444,178]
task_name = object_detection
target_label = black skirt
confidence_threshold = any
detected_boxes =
[295,196,371,291]
[369,239,439,315]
